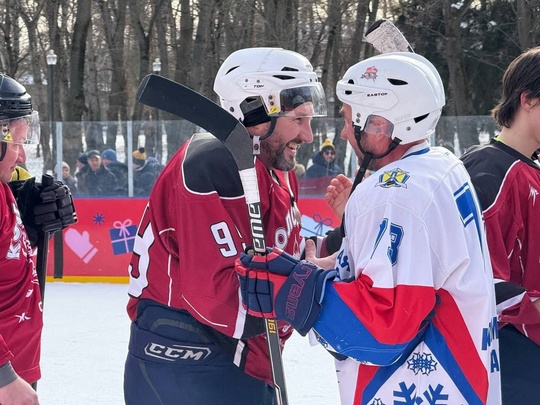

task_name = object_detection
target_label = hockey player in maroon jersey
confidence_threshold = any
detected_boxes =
[0,74,77,404]
[124,48,326,404]
[461,46,540,405]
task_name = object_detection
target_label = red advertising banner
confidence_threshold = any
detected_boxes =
[46,196,340,282]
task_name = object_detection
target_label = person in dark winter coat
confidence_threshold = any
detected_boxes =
[74,152,89,196]
[132,147,158,197]
[78,149,118,197]
[305,138,344,179]
[101,149,128,196]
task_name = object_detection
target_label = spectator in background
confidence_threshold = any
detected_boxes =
[79,149,118,196]
[75,152,89,195]
[305,138,344,179]
[132,147,158,197]
[58,161,78,195]
[101,149,128,195]
[293,162,306,180]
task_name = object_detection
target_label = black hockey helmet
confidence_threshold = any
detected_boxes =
[0,74,33,120]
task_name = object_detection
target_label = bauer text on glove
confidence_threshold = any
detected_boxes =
[235,247,336,336]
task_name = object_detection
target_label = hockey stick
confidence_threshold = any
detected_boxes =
[36,174,54,303]
[136,74,289,405]
[364,19,413,54]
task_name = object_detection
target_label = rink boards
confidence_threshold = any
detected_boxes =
[45,196,339,283]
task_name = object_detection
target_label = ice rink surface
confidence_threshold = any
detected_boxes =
[39,282,340,404]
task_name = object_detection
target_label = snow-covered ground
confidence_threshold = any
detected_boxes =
[39,282,341,404]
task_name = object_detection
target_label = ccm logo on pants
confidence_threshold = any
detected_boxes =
[144,343,212,362]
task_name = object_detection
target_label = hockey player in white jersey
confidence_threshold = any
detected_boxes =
[235,52,501,404]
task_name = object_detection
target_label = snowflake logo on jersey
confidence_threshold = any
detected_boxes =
[394,381,448,404]
[407,352,438,375]
[376,168,410,189]
[369,398,386,405]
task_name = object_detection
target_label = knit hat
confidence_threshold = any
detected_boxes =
[101,148,117,162]
[86,149,101,158]
[320,138,335,153]
[62,161,70,171]
[77,152,88,165]
[133,147,147,166]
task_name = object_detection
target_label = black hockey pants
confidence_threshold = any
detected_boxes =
[499,324,540,405]
[123,300,274,405]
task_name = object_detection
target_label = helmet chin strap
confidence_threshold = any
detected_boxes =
[250,117,278,156]
[348,126,401,195]
[0,143,6,162]
[259,117,278,141]
[340,127,401,236]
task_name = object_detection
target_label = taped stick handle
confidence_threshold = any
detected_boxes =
[36,174,55,303]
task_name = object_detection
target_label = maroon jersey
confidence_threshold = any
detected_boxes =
[0,182,42,383]
[127,133,302,383]
[461,139,540,344]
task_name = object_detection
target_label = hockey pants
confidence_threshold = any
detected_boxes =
[499,324,540,405]
[123,301,274,405]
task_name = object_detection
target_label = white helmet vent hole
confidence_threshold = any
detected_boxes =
[225,66,240,75]
[388,78,408,86]
[414,113,429,123]
[273,75,296,80]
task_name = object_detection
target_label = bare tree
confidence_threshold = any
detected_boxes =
[128,0,165,120]
[17,1,50,165]
[262,0,297,49]
[97,0,129,150]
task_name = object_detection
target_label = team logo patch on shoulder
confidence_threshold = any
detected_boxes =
[376,168,410,189]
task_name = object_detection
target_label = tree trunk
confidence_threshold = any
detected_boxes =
[442,0,477,152]
[98,0,129,151]
[516,0,532,50]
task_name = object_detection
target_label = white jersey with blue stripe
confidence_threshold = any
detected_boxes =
[312,142,501,404]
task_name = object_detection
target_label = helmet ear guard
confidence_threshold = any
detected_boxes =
[336,52,445,144]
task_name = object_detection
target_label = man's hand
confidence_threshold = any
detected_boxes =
[235,247,336,336]
[12,176,78,245]
[325,174,352,218]
[0,376,39,405]
[304,238,339,270]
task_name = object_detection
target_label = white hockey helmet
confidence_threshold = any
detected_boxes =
[336,52,445,144]
[213,47,326,125]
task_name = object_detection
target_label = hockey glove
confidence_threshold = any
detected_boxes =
[11,176,78,246]
[235,247,336,336]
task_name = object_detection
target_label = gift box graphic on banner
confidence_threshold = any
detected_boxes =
[300,213,334,237]
[109,219,137,255]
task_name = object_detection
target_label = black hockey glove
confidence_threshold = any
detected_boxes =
[11,176,78,246]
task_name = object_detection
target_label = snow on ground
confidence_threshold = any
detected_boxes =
[39,282,340,404]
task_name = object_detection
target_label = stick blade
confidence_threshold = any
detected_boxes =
[365,19,413,54]
[136,74,237,142]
